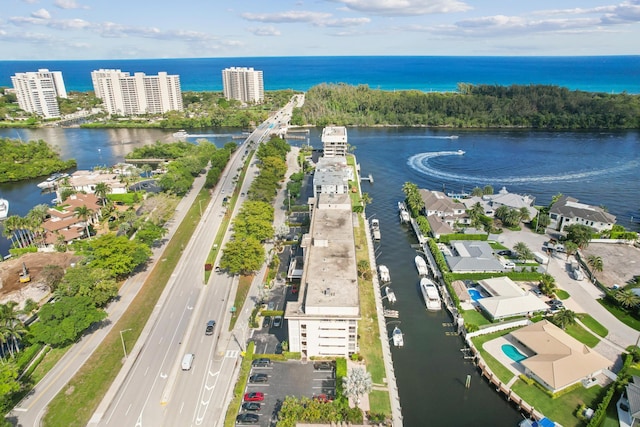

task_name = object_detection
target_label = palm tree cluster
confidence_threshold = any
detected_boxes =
[0,301,28,359]
[1,204,49,249]
[494,205,530,228]
[402,182,424,217]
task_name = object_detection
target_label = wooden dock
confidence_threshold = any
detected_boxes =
[383,309,399,318]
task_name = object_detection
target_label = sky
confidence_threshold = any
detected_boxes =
[2,0,640,59]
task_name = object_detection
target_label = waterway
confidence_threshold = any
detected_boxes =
[2,126,639,426]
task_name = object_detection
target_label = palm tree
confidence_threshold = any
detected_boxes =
[342,367,372,407]
[614,290,640,309]
[586,255,604,283]
[513,242,532,261]
[74,205,94,239]
[553,309,576,330]
[471,187,483,197]
[564,241,579,260]
[467,202,484,228]
[94,182,111,206]
[482,185,494,195]
[539,274,558,297]
[361,193,372,210]
[519,207,531,223]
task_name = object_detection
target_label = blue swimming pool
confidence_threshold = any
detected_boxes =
[502,344,528,363]
[468,288,485,301]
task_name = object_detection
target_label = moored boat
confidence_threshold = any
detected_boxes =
[392,326,404,347]
[384,286,397,303]
[0,197,9,220]
[414,255,429,276]
[370,218,381,240]
[420,277,442,311]
[378,265,391,283]
[36,172,69,189]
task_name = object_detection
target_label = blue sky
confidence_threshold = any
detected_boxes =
[2,0,640,59]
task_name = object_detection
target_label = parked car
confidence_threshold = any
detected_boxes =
[243,392,264,402]
[531,288,543,297]
[205,320,216,335]
[249,373,268,383]
[236,413,259,424]
[497,250,511,256]
[503,261,516,269]
[273,316,282,328]
[313,393,335,403]
[313,361,334,371]
[262,316,271,329]
[267,302,275,311]
[242,402,261,411]
[251,358,271,368]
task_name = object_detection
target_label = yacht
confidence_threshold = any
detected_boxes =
[414,255,429,276]
[384,286,397,303]
[392,326,404,347]
[420,278,442,311]
[370,218,381,240]
[378,265,391,283]
[0,197,8,220]
[36,172,69,189]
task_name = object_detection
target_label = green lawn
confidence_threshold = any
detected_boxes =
[223,342,255,427]
[563,322,600,348]
[556,289,570,300]
[599,298,640,331]
[576,313,608,337]
[470,329,517,384]
[462,309,492,327]
[512,379,604,427]
[368,390,391,415]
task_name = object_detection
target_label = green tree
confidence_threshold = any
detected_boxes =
[30,296,107,347]
[56,265,119,307]
[482,185,494,195]
[74,205,94,240]
[614,290,640,309]
[539,274,558,297]
[552,309,576,330]
[94,182,111,206]
[0,361,21,412]
[513,242,533,261]
[586,255,604,283]
[357,260,371,279]
[565,224,594,249]
[471,187,483,197]
[83,233,152,278]
[564,241,579,259]
[220,236,265,275]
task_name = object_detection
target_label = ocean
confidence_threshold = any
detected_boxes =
[2,56,640,94]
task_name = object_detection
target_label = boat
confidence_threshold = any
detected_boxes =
[370,218,381,240]
[36,173,68,189]
[378,265,391,283]
[420,278,442,311]
[414,256,429,276]
[0,197,8,220]
[172,129,188,139]
[392,326,404,347]
[457,149,465,155]
[384,286,397,303]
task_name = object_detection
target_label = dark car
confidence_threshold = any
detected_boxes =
[262,316,272,329]
[251,358,271,368]
[243,392,264,402]
[205,320,216,335]
[249,373,268,383]
[241,402,261,411]
[273,315,282,328]
[236,413,259,424]
[313,361,334,371]
[546,299,562,306]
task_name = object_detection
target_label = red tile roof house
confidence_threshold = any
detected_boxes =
[43,193,102,245]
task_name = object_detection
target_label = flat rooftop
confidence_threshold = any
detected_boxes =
[321,126,348,143]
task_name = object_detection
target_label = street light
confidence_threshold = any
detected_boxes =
[120,328,132,359]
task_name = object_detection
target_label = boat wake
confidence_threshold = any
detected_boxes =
[407,151,638,184]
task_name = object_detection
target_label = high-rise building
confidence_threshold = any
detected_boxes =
[221,67,264,104]
[11,69,67,119]
[321,126,348,157]
[91,69,183,115]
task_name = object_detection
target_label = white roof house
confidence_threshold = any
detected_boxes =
[476,277,549,320]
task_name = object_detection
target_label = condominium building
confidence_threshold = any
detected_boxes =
[321,126,348,157]
[221,67,264,104]
[285,192,360,359]
[11,69,67,118]
[91,69,183,115]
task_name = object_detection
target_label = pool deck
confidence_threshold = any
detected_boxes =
[482,336,531,384]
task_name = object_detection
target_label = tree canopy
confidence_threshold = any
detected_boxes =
[0,138,77,183]
[80,234,151,278]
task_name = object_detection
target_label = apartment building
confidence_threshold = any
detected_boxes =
[321,126,348,157]
[91,69,183,115]
[11,69,67,118]
[285,192,360,359]
[221,67,264,104]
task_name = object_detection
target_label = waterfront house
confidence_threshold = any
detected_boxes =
[61,170,128,197]
[462,187,537,221]
[549,195,616,232]
[510,320,611,393]
[43,193,101,245]
[444,240,504,273]
[419,189,470,237]
[475,277,548,320]
[623,376,640,426]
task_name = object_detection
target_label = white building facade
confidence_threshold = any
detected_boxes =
[221,67,264,104]
[91,69,183,115]
[321,126,348,157]
[11,69,67,118]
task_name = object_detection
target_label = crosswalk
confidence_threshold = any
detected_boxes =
[225,350,239,358]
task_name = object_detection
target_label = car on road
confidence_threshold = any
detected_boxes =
[205,320,216,335]
[241,402,261,411]
[273,316,282,328]
[251,358,271,368]
[236,413,259,424]
[503,261,516,269]
[243,392,264,402]
[262,316,271,328]
[241,192,245,197]
[313,361,334,371]
[249,373,268,383]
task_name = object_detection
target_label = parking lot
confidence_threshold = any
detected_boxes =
[237,360,335,426]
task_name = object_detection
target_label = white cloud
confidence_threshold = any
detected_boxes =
[248,26,281,36]
[241,10,332,24]
[324,17,371,27]
[329,0,472,16]
[31,8,51,20]
[22,0,38,3]
[54,0,88,10]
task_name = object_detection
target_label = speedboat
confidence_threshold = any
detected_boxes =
[457,149,465,155]
[172,129,188,139]
[0,197,8,220]
[36,173,68,189]
[378,265,391,283]
[420,278,442,311]
[399,210,411,223]
[415,256,429,276]
[392,326,404,347]
[370,218,381,240]
[384,286,397,303]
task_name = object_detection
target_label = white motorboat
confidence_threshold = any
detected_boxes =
[370,218,381,240]
[420,278,442,311]
[0,197,8,220]
[384,286,397,303]
[392,326,404,347]
[36,172,69,189]
[378,265,391,283]
[172,129,188,139]
[399,210,411,223]
[414,255,429,276]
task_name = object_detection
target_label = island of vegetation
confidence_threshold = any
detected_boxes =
[0,138,77,183]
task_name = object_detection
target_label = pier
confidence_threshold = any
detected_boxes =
[360,174,374,183]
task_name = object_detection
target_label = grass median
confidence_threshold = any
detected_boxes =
[42,189,212,427]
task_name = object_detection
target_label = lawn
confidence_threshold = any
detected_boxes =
[599,298,640,331]
[563,322,600,348]
[368,390,391,415]
[223,342,255,427]
[576,313,608,337]
[470,329,517,384]
[461,309,492,327]
[229,275,254,330]
[512,379,604,427]
[556,289,570,300]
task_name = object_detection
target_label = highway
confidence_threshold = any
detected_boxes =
[90,95,300,427]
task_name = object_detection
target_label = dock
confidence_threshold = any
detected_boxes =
[360,174,374,183]
[384,309,399,318]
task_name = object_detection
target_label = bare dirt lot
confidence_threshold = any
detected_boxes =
[582,242,640,288]
[0,252,79,308]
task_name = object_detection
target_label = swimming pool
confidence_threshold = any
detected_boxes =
[468,288,485,301]
[502,344,528,363]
